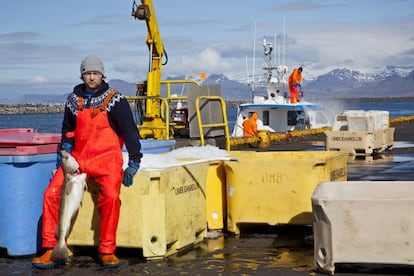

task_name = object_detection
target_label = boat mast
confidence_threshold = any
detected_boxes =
[262,37,276,83]
[251,21,256,102]
[283,17,286,73]
[282,17,286,93]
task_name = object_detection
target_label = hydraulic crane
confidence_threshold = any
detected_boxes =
[131,0,225,143]
[131,0,168,139]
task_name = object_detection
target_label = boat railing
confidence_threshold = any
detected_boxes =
[160,79,200,98]
[195,96,230,151]
[126,95,172,139]
[126,79,200,139]
[126,79,230,143]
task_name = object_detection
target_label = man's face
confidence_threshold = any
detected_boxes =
[82,71,103,91]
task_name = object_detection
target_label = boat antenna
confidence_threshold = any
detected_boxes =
[283,17,286,70]
[275,34,279,70]
[251,21,256,102]
[282,17,286,93]
[245,55,249,85]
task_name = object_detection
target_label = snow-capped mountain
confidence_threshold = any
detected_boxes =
[373,65,414,79]
[304,66,414,98]
[2,66,413,103]
[202,74,253,100]
[200,66,414,100]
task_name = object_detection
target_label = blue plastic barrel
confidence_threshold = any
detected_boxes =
[123,139,176,154]
[0,153,56,256]
[140,139,176,154]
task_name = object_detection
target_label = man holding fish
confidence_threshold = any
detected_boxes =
[32,56,143,269]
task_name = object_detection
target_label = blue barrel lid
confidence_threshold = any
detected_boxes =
[0,153,57,164]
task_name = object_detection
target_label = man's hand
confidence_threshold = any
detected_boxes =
[56,143,73,168]
[122,160,140,187]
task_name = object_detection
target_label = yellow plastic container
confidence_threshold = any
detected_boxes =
[68,160,210,259]
[224,151,348,234]
[205,160,226,230]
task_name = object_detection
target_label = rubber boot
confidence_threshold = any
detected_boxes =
[99,253,120,269]
[32,249,66,269]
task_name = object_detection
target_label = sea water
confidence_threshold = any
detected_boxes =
[0,100,413,133]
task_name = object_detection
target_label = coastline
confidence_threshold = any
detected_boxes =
[1,97,414,115]
[0,103,64,115]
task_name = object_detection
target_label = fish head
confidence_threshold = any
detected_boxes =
[61,150,80,174]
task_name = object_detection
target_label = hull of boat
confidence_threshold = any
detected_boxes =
[231,101,330,137]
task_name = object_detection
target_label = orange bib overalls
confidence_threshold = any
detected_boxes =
[41,90,124,254]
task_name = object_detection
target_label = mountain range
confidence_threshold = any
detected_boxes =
[4,66,414,103]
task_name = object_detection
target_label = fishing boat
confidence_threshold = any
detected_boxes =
[231,37,330,137]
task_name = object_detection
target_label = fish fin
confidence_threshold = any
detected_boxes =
[81,173,88,190]
[51,241,68,260]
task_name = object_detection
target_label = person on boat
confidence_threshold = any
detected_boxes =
[242,112,259,137]
[32,55,142,269]
[288,67,303,103]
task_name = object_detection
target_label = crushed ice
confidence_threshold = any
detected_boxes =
[123,144,229,170]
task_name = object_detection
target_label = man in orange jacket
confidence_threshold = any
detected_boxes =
[288,67,303,103]
[242,112,258,137]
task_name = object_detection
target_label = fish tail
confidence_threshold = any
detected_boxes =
[51,240,68,260]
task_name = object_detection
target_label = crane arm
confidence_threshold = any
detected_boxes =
[133,0,165,70]
[132,0,165,115]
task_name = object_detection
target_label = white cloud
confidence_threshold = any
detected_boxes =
[293,20,414,76]
[178,48,232,75]
[33,76,48,83]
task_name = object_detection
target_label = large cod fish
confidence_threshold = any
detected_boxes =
[51,150,87,259]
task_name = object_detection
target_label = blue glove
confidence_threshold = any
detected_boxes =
[56,143,73,168]
[122,160,140,187]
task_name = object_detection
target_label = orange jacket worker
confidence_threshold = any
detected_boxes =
[242,112,258,137]
[288,67,303,103]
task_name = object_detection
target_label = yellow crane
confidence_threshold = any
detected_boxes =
[131,0,168,139]
[130,0,229,149]
[131,0,202,140]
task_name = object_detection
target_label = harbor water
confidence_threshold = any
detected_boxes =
[1,99,413,134]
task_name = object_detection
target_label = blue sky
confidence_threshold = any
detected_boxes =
[1,0,413,97]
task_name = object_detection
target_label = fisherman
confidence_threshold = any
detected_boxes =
[32,55,142,269]
[242,112,259,137]
[288,67,303,103]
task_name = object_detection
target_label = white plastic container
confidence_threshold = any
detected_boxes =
[312,181,414,274]
[333,110,390,132]
[326,109,394,155]
[325,129,386,155]
[366,110,389,130]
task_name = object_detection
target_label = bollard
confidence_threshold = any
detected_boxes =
[257,130,270,148]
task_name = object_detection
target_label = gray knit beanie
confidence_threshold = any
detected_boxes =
[80,55,105,78]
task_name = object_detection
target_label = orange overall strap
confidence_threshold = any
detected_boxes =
[78,96,84,110]
[90,90,118,118]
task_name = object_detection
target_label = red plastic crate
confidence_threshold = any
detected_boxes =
[0,128,61,147]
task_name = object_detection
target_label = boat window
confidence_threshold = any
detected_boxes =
[262,111,269,125]
[287,111,297,126]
